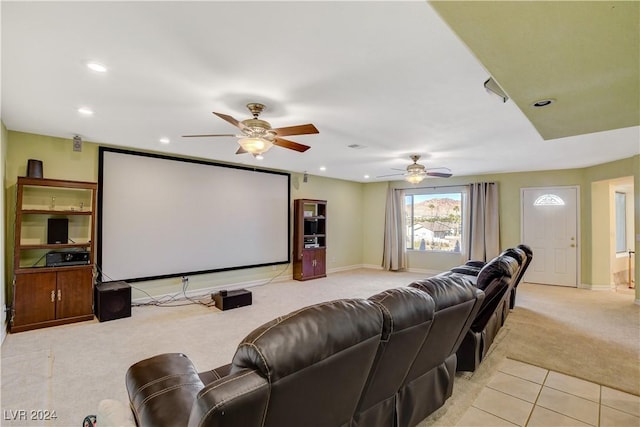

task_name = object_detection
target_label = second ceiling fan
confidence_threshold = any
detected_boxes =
[378,155,453,184]
[183,103,319,157]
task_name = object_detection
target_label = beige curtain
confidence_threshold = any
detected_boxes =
[466,182,500,261]
[382,187,406,271]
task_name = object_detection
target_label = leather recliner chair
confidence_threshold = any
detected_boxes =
[352,287,436,427]
[452,254,520,372]
[511,244,533,308]
[401,274,485,427]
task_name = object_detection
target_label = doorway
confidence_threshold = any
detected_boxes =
[592,176,635,293]
[521,186,579,287]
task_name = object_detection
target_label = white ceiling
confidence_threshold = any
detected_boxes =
[2,1,639,183]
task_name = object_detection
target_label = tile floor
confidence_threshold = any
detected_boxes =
[456,358,640,427]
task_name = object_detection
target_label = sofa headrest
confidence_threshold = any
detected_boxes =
[408,275,481,311]
[517,244,533,258]
[500,247,526,265]
[476,255,518,290]
[368,287,435,340]
[232,299,383,382]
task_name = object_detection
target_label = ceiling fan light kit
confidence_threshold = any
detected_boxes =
[406,172,426,184]
[238,137,273,155]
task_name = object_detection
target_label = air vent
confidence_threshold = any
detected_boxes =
[347,144,367,149]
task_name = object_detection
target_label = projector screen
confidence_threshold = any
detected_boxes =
[98,147,290,282]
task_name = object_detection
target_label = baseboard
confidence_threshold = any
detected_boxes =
[360,264,384,270]
[579,283,616,291]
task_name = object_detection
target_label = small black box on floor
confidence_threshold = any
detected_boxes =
[95,281,131,322]
[213,289,252,311]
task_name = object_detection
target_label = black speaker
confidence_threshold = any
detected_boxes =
[212,289,252,311]
[95,281,131,322]
[47,218,69,244]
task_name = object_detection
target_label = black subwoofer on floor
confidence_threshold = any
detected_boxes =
[95,281,131,322]
[212,289,252,311]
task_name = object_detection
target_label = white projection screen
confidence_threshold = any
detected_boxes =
[98,148,290,282]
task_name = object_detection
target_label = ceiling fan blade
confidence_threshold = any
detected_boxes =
[273,137,311,152]
[376,173,406,178]
[426,171,453,178]
[213,112,245,129]
[182,134,236,138]
[273,124,319,137]
[236,146,248,154]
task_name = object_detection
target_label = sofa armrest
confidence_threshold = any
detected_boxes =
[465,260,486,268]
[199,362,233,385]
[188,368,269,427]
[126,353,205,427]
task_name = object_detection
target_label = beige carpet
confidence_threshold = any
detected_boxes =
[1,269,638,426]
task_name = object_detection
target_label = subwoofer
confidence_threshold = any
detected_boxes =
[95,281,131,322]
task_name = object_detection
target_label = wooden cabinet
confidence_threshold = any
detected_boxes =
[11,177,97,332]
[293,199,327,281]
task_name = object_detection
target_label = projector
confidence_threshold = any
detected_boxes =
[45,250,90,267]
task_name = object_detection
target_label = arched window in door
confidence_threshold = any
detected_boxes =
[533,194,565,206]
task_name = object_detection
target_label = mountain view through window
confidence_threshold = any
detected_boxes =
[405,193,463,252]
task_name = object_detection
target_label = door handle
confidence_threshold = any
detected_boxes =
[51,290,56,303]
[58,289,62,301]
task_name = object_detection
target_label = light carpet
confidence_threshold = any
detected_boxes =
[1,269,637,427]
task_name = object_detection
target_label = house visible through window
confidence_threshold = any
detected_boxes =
[405,190,465,252]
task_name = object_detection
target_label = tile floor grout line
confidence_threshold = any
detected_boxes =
[468,404,521,427]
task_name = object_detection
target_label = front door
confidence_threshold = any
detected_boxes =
[521,186,579,287]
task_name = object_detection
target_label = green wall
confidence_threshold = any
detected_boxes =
[4,130,639,301]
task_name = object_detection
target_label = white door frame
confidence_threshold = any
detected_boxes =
[520,185,581,287]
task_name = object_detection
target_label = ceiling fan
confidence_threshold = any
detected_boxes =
[378,155,453,184]
[183,103,319,157]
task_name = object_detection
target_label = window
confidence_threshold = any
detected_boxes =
[533,194,565,206]
[405,189,465,252]
[615,192,627,253]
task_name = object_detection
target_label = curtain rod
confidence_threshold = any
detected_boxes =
[393,182,496,191]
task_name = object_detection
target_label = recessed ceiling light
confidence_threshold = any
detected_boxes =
[255,154,264,160]
[159,138,170,144]
[77,107,94,115]
[364,175,370,179]
[531,98,555,108]
[87,62,107,73]
[319,166,326,172]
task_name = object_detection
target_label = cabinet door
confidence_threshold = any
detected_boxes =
[13,272,57,326]
[56,268,93,319]
[302,251,316,278]
[314,249,326,277]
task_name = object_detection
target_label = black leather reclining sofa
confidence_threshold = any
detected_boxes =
[125,275,485,427]
[439,245,533,372]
